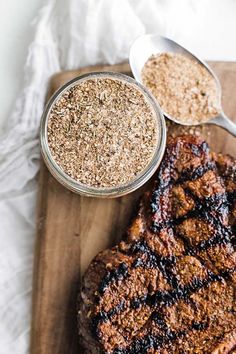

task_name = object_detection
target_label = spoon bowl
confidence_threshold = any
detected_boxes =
[129,34,236,136]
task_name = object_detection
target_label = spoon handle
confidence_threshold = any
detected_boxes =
[209,112,236,137]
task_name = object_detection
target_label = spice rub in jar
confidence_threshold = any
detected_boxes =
[47,75,159,188]
[142,52,221,124]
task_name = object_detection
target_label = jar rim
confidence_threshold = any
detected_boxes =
[40,71,166,198]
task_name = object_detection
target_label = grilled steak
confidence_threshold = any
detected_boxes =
[79,135,236,354]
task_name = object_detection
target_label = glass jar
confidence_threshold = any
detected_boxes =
[40,72,166,198]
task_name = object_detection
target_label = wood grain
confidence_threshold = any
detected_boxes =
[31,61,236,354]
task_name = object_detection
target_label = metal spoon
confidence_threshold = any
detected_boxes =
[129,34,236,137]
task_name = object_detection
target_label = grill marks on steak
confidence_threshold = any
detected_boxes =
[79,136,236,354]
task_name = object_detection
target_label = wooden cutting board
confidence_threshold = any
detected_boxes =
[31,61,236,354]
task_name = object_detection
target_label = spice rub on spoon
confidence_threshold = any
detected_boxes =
[129,34,236,137]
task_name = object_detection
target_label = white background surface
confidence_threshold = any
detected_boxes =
[0,0,43,133]
[1,0,236,134]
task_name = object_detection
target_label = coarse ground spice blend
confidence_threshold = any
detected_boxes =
[142,52,221,124]
[47,76,158,188]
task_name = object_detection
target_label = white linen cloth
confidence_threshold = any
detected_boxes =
[1,0,236,352]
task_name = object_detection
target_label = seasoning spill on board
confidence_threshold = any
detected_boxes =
[142,52,221,124]
[166,119,212,140]
[47,75,159,188]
